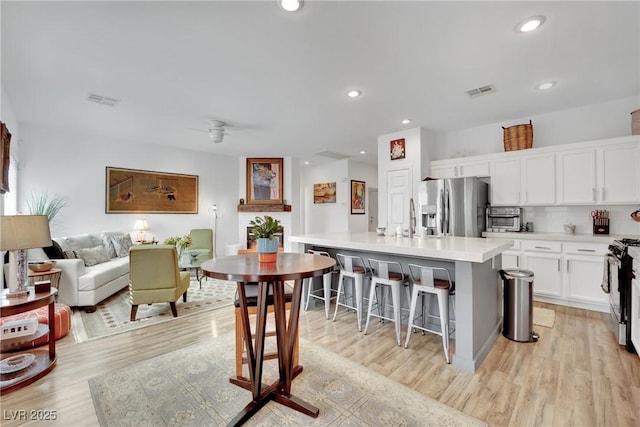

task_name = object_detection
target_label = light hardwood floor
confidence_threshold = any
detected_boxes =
[1,301,639,426]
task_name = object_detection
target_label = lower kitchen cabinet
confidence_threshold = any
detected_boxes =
[497,238,609,312]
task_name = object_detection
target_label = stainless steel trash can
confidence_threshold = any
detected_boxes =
[500,269,538,342]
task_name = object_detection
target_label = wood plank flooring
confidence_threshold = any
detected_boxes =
[1,301,639,426]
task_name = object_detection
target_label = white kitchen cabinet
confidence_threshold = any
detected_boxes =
[564,241,609,310]
[501,240,521,269]
[631,258,639,358]
[521,240,563,298]
[430,159,490,178]
[491,153,555,206]
[557,141,639,205]
[557,148,597,204]
[597,142,640,204]
[490,158,521,205]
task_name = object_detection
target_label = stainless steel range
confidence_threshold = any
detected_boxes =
[603,238,639,352]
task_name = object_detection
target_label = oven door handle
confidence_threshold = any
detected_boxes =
[601,253,620,294]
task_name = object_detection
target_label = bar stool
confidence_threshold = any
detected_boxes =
[234,282,299,379]
[332,253,371,331]
[404,264,455,364]
[303,249,337,319]
[363,259,411,345]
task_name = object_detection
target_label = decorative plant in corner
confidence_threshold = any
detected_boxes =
[249,215,281,263]
[26,192,68,228]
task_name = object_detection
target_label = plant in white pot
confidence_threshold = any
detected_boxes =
[249,215,281,263]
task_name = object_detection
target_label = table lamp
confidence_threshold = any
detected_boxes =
[134,219,149,242]
[0,215,52,298]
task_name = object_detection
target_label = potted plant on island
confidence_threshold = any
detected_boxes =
[249,215,281,263]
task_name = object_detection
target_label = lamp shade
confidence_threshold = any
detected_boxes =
[0,215,52,250]
[134,219,149,231]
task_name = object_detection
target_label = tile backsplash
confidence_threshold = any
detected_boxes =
[522,205,640,236]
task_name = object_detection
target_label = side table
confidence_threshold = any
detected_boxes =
[1,288,58,394]
[28,267,62,293]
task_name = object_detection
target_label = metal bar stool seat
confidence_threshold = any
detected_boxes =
[302,249,338,319]
[332,254,371,331]
[404,264,455,364]
[363,259,411,345]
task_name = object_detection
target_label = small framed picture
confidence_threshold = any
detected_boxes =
[350,180,365,215]
[390,138,405,160]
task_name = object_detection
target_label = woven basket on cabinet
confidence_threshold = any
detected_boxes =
[502,120,533,151]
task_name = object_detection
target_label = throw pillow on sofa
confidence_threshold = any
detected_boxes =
[111,234,133,258]
[76,245,111,267]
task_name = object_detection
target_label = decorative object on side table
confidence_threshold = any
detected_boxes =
[28,260,56,272]
[163,234,192,259]
[631,208,640,223]
[134,219,150,242]
[0,215,52,298]
[249,215,281,263]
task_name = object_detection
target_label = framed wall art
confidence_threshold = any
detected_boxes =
[0,121,11,194]
[246,158,284,205]
[390,138,405,160]
[350,180,365,214]
[106,167,198,213]
[313,182,336,203]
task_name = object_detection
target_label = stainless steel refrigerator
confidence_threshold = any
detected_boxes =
[417,177,488,237]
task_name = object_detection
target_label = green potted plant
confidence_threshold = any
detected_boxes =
[249,215,281,263]
[163,234,192,260]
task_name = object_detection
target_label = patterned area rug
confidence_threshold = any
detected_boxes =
[89,333,487,426]
[72,278,237,343]
[533,307,556,328]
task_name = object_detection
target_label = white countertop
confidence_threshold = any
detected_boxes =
[483,231,639,244]
[289,232,513,263]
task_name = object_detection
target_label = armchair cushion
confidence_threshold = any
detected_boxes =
[186,229,213,258]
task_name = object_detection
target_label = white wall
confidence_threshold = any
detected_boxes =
[348,160,378,232]
[17,124,240,259]
[300,159,377,234]
[433,96,639,160]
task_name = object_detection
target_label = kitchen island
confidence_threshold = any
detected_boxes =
[289,232,513,373]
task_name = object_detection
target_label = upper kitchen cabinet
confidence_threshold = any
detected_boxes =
[558,139,639,205]
[490,153,555,206]
[430,158,490,178]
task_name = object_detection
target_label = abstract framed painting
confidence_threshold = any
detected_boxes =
[246,158,284,205]
[350,180,365,214]
[313,182,336,203]
[105,167,198,213]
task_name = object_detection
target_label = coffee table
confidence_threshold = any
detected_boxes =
[178,253,211,288]
[201,253,335,426]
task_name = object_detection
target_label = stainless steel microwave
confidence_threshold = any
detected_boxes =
[486,207,522,232]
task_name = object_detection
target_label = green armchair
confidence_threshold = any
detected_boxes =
[128,245,190,321]
[185,228,213,259]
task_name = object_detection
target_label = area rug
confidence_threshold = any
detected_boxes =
[72,278,237,343]
[89,333,486,427]
[533,306,555,328]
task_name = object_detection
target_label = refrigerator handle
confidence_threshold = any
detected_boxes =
[444,188,450,235]
[439,189,445,235]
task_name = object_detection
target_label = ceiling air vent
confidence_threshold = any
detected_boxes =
[87,93,120,107]
[312,150,350,160]
[465,84,496,98]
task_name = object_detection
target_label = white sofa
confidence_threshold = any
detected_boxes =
[45,232,132,311]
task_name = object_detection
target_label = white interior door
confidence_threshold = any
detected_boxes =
[386,169,410,232]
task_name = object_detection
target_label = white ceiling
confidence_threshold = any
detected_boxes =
[2,1,639,166]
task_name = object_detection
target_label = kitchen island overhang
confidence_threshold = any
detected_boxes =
[289,232,514,373]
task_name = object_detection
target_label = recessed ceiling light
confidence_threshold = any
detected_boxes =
[401,119,412,125]
[280,0,303,12]
[537,81,556,90]
[303,161,310,165]
[347,90,361,98]
[360,150,366,154]
[517,15,546,33]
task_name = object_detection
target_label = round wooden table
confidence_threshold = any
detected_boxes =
[201,253,335,427]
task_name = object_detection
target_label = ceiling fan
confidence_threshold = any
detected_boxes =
[207,120,226,144]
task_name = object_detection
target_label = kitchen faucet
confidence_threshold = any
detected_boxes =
[409,198,416,238]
